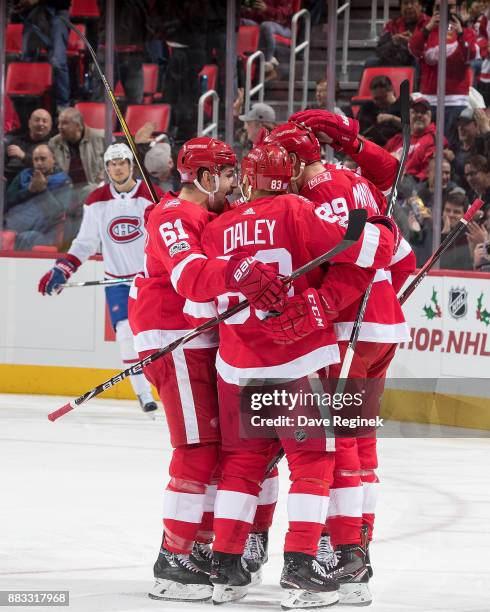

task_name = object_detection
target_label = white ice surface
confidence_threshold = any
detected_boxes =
[0,394,489,612]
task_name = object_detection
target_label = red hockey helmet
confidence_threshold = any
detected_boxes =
[264,122,321,163]
[177,137,237,183]
[241,144,293,191]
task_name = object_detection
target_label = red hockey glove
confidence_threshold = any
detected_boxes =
[38,254,80,296]
[289,109,360,153]
[261,288,337,344]
[225,253,287,311]
[368,215,401,254]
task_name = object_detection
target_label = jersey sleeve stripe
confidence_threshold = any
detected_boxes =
[170,253,208,290]
[390,237,413,266]
[355,223,381,268]
[183,299,218,319]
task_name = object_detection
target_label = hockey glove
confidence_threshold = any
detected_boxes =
[368,215,401,254]
[289,109,360,153]
[38,254,80,296]
[225,253,288,311]
[261,288,337,344]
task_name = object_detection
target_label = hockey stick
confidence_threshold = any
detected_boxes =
[335,79,411,390]
[265,198,485,476]
[47,210,367,421]
[398,198,484,303]
[60,17,160,205]
[60,277,135,288]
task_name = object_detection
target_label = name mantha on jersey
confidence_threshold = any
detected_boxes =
[68,180,162,278]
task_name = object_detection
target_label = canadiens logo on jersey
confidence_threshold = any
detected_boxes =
[108,216,143,243]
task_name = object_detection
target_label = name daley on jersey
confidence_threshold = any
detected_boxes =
[224,219,276,254]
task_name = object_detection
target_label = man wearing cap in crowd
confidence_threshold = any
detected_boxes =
[454,107,490,183]
[239,102,276,149]
[144,143,175,192]
[386,93,453,184]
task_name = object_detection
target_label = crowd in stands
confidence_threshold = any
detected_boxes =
[1,0,490,273]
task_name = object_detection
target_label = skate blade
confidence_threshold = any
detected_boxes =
[339,582,372,606]
[212,583,249,605]
[148,578,212,602]
[281,589,339,610]
[250,567,262,586]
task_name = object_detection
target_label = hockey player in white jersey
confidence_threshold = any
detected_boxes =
[38,143,163,413]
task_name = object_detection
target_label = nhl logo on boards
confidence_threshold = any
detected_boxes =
[449,287,467,319]
[108,216,142,243]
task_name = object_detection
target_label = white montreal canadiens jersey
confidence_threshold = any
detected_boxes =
[68,180,162,278]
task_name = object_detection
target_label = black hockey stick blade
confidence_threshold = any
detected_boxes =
[48,210,367,421]
[386,79,410,216]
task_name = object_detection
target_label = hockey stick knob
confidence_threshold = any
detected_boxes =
[48,403,75,422]
[463,199,484,223]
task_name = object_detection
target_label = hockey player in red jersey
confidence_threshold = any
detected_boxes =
[198,143,398,608]
[38,143,162,413]
[127,136,287,602]
[265,115,416,605]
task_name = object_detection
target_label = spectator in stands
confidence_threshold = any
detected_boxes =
[357,75,402,146]
[95,0,149,105]
[152,1,207,142]
[5,108,53,184]
[5,144,71,251]
[440,189,474,269]
[461,0,489,79]
[417,155,458,209]
[388,95,455,192]
[144,143,176,192]
[241,0,294,79]
[409,0,478,149]
[313,78,347,115]
[239,102,276,148]
[472,207,490,270]
[464,153,490,205]
[18,0,71,111]
[367,0,426,68]
[49,108,105,245]
[453,106,490,180]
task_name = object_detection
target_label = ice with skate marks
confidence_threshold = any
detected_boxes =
[281,588,339,610]
[149,577,213,602]
[338,582,372,607]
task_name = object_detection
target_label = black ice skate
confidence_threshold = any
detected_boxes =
[324,543,371,606]
[148,546,212,602]
[242,531,268,585]
[361,523,373,578]
[190,541,213,574]
[210,551,251,604]
[137,392,158,414]
[280,552,339,610]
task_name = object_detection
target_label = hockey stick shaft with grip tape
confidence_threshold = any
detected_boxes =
[48,210,368,421]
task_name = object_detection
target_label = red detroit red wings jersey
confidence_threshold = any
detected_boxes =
[199,193,394,385]
[128,192,231,353]
[300,166,414,343]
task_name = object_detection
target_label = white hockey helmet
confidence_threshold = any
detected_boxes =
[104,142,134,166]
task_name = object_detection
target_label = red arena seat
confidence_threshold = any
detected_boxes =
[6,62,52,97]
[69,0,100,19]
[124,104,171,134]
